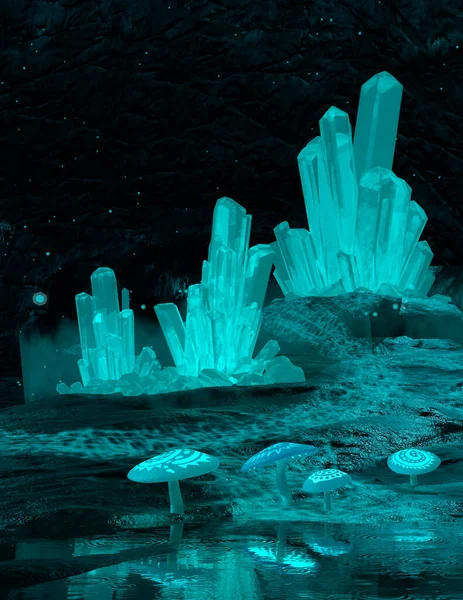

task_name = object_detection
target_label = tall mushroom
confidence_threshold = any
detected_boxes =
[127,448,220,516]
[241,442,318,505]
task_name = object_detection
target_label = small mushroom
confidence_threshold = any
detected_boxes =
[241,442,318,505]
[302,469,352,513]
[127,448,220,516]
[387,448,440,487]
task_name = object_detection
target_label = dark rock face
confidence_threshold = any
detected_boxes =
[261,293,463,361]
[1,1,462,375]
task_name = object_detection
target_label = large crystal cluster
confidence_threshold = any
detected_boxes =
[155,197,303,384]
[58,198,304,396]
[272,71,435,299]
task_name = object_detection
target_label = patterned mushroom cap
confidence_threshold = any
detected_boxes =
[302,469,351,493]
[128,448,220,483]
[241,442,318,472]
[387,448,440,475]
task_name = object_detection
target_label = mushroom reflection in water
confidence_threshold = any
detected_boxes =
[246,523,319,573]
[303,524,352,557]
[128,522,207,588]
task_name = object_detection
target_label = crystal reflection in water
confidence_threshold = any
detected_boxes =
[5,521,463,600]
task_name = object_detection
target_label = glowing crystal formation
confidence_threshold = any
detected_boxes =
[155,197,305,383]
[272,71,435,298]
[58,199,304,397]
[58,267,164,395]
[72,268,136,386]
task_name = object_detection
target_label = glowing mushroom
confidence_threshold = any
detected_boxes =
[302,469,352,513]
[241,442,319,505]
[128,448,220,516]
[387,448,440,487]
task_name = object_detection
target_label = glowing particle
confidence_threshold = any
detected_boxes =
[33,292,48,306]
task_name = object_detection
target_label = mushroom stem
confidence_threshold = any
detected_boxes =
[168,480,184,515]
[410,474,419,487]
[275,461,293,505]
[323,491,332,513]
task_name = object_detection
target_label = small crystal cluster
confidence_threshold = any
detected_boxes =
[272,71,434,299]
[57,199,304,397]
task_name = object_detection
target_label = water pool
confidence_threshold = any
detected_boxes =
[3,520,462,599]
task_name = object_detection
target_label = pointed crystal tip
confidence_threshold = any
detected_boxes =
[362,71,402,92]
[322,106,349,121]
[92,267,114,275]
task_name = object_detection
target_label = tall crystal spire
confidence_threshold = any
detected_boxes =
[353,71,403,179]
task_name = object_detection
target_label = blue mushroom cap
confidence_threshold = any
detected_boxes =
[241,442,318,472]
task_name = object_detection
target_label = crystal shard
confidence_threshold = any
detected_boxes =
[399,240,434,291]
[255,340,280,363]
[154,303,185,369]
[353,71,403,179]
[121,287,130,310]
[298,138,339,259]
[77,358,91,387]
[134,346,161,377]
[262,355,305,384]
[402,201,428,268]
[273,71,435,299]
[119,309,135,373]
[245,244,275,309]
[91,267,120,334]
[75,293,96,361]
[373,169,411,286]
[319,107,358,254]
